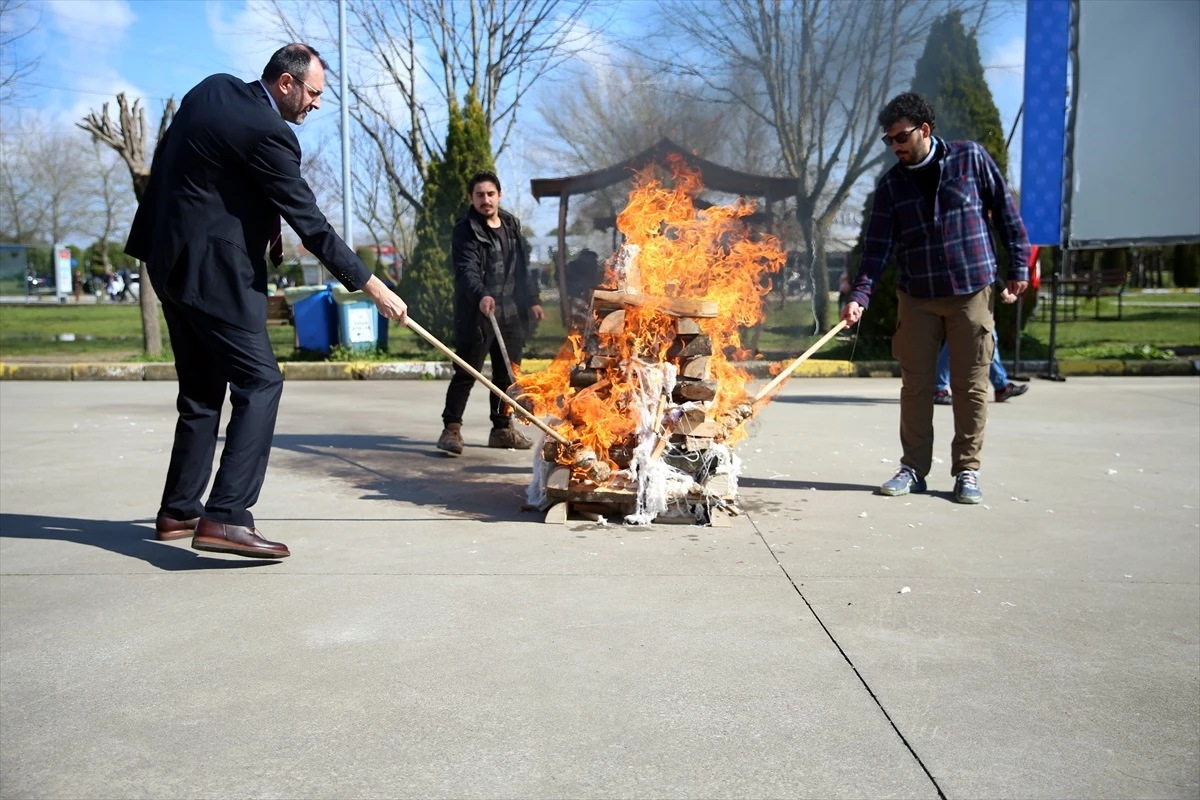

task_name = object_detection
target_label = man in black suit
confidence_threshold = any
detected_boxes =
[126,43,408,559]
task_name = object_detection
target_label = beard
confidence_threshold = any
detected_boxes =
[280,85,308,123]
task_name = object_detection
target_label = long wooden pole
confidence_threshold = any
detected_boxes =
[405,318,571,445]
[753,320,848,404]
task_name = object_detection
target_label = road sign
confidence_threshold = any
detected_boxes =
[53,244,72,299]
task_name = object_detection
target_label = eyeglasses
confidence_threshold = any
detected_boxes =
[288,74,322,99]
[880,127,920,146]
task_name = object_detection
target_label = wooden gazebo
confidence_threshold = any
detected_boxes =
[529,138,799,325]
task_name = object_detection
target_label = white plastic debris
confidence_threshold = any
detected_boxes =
[858,512,868,518]
[900,586,911,594]
[1106,469,1118,475]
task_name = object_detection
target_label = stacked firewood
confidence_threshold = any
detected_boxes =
[536,286,751,512]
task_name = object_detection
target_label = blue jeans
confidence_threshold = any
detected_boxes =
[936,328,1007,392]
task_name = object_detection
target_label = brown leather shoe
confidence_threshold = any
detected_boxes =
[155,515,199,541]
[191,519,290,559]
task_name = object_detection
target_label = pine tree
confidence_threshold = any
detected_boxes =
[912,11,1007,176]
[402,90,495,345]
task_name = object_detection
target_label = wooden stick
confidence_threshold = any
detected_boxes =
[405,317,571,446]
[753,319,849,404]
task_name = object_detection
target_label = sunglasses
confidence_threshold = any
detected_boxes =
[880,126,921,146]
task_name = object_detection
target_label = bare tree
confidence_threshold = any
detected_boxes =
[0,0,40,105]
[267,0,601,218]
[353,144,416,266]
[85,141,137,272]
[0,130,47,243]
[664,0,1002,331]
[79,94,176,355]
[0,124,94,245]
[535,54,779,231]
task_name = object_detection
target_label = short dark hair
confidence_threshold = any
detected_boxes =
[262,43,329,84]
[468,170,501,195]
[878,91,936,132]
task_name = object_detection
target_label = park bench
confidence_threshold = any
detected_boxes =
[1045,267,1129,320]
[266,293,293,326]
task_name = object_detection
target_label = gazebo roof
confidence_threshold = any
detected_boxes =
[529,138,796,203]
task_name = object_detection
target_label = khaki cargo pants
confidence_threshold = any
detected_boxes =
[893,287,995,478]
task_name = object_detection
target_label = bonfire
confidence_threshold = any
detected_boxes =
[512,157,800,526]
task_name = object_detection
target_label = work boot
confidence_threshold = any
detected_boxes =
[488,424,533,450]
[437,423,464,456]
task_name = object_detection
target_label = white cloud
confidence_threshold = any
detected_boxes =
[36,1,148,128]
[47,0,135,34]
[206,0,329,80]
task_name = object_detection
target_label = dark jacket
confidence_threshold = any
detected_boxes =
[126,74,370,331]
[451,207,539,345]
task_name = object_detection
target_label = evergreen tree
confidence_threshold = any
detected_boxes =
[911,11,1007,176]
[1171,243,1200,288]
[402,90,495,344]
[847,190,897,353]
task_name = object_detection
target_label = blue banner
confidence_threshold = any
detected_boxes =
[1020,0,1070,246]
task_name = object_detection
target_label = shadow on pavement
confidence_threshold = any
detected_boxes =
[0,514,280,571]
[740,478,879,493]
[270,433,536,522]
[771,394,899,405]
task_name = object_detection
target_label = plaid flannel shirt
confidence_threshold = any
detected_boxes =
[849,139,1031,308]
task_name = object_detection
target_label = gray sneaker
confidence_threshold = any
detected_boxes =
[953,469,983,504]
[880,465,927,496]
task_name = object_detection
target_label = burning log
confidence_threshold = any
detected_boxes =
[515,160,791,525]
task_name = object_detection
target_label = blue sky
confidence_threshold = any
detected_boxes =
[4,0,1029,242]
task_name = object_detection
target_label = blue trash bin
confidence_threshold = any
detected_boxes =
[289,284,338,354]
[334,291,388,353]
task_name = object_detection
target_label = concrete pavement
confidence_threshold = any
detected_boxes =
[1,377,1197,799]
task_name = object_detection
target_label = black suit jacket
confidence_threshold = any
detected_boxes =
[126,74,370,331]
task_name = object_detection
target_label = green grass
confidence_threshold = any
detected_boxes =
[2,293,1196,363]
[1020,296,1200,359]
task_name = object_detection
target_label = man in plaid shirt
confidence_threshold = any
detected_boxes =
[841,92,1030,504]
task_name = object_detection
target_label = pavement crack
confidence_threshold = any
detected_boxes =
[746,512,948,800]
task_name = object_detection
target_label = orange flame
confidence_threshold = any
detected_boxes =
[517,157,786,467]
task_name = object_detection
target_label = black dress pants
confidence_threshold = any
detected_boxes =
[158,295,283,528]
[442,316,524,429]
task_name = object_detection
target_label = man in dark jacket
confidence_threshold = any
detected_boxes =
[126,43,408,558]
[437,170,543,455]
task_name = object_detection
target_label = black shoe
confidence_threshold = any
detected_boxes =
[933,389,952,405]
[995,382,1029,402]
